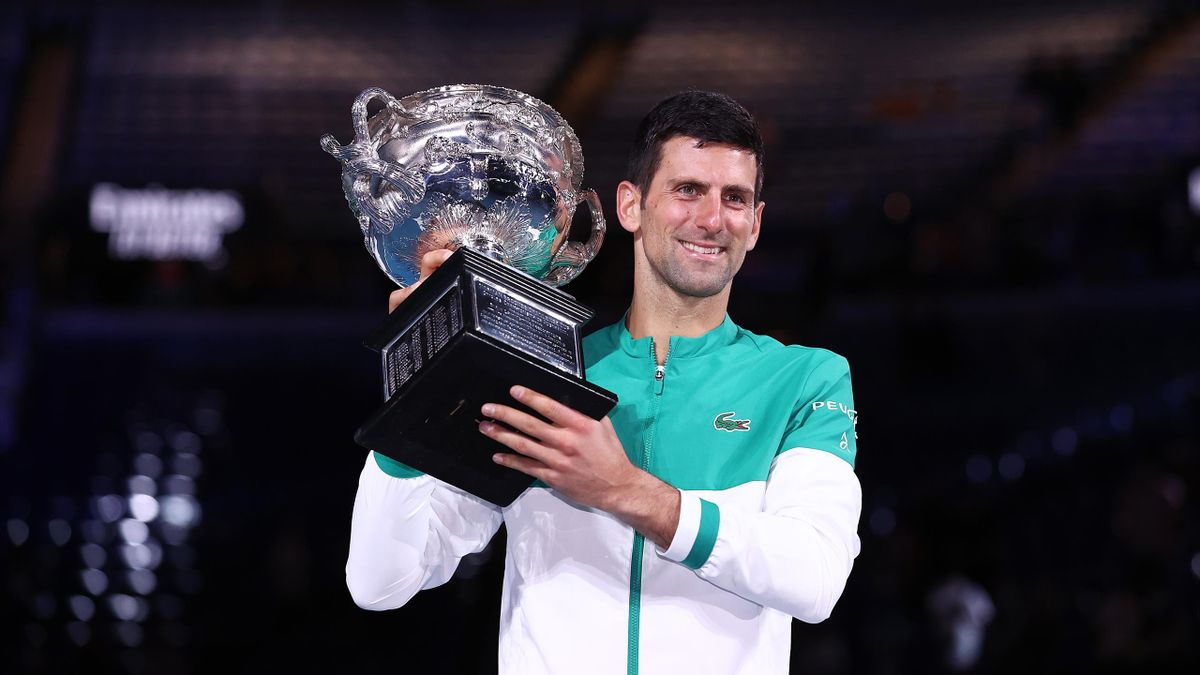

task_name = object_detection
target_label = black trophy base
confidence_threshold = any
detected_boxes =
[355,248,617,506]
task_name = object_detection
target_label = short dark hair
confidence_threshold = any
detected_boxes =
[626,90,765,203]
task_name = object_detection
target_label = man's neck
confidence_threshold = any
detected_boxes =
[625,283,729,365]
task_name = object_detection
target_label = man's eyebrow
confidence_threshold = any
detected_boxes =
[665,176,709,188]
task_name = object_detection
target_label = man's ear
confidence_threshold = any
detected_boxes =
[616,181,641,234]
[745,200,765,252]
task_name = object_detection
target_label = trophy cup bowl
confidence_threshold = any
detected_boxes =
[320,84,605,288]
[323,85,616,505]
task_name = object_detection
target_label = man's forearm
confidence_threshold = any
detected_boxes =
[347,453,503,610]
[601,469,681,549]
[661,449,862,623]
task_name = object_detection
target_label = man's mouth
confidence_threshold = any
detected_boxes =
[680,241,725,256]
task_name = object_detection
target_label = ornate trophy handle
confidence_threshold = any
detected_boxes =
[320,87,426,235]
[319,88,397,161]
[351,88,398,142]
[544,188,606,287]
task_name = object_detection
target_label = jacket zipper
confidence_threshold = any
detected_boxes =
[628,340,666,675]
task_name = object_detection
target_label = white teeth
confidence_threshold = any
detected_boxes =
[682,242,721,255]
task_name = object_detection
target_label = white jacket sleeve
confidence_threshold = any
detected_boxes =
[346,452,503,611]
[655,447,862,623]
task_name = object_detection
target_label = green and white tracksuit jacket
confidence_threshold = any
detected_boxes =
[347,315,862,674]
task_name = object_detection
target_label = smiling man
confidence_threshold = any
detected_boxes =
[347,91,862,675]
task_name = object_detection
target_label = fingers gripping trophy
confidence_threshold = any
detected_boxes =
[322,85,617,505]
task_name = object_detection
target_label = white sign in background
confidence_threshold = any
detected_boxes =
[89,183,244,262]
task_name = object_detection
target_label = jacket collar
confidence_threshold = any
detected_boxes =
[613,311,738,359]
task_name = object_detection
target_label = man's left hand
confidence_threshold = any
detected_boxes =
[480,385,680,548]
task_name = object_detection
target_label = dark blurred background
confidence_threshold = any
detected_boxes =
[2,0,1199,673]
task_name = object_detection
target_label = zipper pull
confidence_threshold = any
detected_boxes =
[654,364,665,395]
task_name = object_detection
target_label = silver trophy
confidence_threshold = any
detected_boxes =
[322,85,616,505]
[321,84,605,288]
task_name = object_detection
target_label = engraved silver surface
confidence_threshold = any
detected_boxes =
[472,277,579,377]
[322,85,606,288]
[381,280,464,399]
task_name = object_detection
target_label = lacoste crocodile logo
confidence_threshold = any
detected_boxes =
[714,411,751,432]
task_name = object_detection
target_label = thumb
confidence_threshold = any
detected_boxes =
[419,248,455,280]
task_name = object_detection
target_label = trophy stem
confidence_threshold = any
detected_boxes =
[459,236,507,264]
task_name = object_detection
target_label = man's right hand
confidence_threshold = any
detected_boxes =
[388,249,455,313]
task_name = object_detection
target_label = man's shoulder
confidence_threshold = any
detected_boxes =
[726,323,848,373]
[581,317,625,360]
[582,318,621,347]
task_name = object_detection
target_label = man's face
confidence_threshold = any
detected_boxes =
[619,136,764,298]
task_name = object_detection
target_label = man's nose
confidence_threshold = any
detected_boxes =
[695,192,721,232]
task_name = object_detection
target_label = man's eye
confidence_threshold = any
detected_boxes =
[677,184,697,196]
[726,193,747,204]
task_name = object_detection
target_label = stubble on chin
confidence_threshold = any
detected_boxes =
[656,256,733,299]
